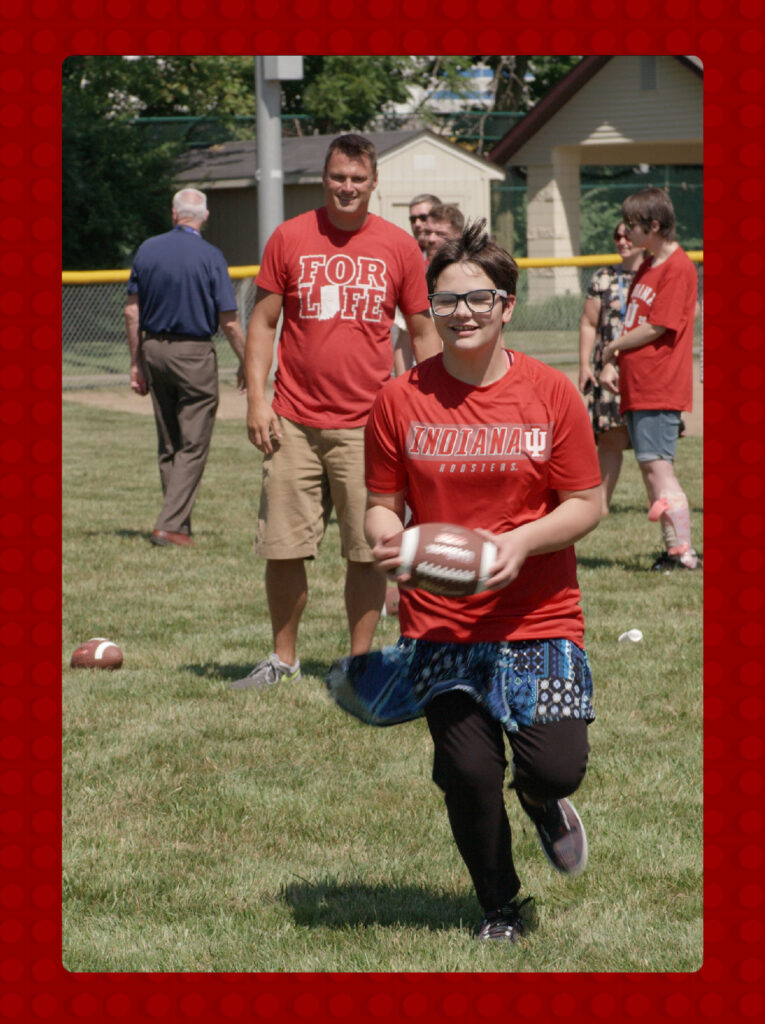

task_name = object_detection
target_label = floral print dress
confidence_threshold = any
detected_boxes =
[586,265,635,436]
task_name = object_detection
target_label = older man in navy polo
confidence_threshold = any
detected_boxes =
[125,188,246,547]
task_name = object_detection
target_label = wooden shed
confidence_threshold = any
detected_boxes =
[489,56,703,301]
[175,129,505,265]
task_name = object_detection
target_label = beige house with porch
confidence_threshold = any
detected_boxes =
[489,55,703,301]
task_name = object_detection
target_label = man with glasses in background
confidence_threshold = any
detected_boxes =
[393,198,468,376]
[408,193,442,259]
[392,194,443,377]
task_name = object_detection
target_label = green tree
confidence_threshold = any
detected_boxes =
[62,56,257,269]
[281,56,413,134]
[483,55,580,112]
[63,58,173,268]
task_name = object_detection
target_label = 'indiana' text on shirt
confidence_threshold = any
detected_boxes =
[406,422,552,461]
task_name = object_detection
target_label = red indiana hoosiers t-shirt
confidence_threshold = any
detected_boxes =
[365,352,602,645]
[617,246,698,414]
[256,208,429,429]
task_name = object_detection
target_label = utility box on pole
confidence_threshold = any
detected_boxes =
[255,56,303,259]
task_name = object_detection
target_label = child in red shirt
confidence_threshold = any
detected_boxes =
[327,222,602,944]
[599,187,700,571]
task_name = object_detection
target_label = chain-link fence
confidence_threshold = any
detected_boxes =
[491,166,703,258]
[62,260,703,390]
[62,273,259,389]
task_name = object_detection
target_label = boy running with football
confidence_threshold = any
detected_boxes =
[327,221,602,944]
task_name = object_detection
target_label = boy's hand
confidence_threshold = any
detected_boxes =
[475,528,528,591]
[371,531,411,584]
[598,362,620,395]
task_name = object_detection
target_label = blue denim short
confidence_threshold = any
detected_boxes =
[624,410,683,462]
[326,636,595,733]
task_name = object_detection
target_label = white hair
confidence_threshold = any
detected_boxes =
[172,188,208,221]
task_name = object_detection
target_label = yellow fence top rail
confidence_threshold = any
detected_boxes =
[61,252,703,285]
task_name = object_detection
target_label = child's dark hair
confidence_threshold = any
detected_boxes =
[426,219,519,296]
[621,187,677,241]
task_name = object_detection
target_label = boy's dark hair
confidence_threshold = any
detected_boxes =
[426,203,465,234]
[621,187,677,241]
[323,133,377,175]
[426,219,519,297]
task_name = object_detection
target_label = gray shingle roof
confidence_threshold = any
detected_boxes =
[176,130,429,185]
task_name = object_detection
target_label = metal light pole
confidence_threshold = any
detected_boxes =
[255,56,303,260]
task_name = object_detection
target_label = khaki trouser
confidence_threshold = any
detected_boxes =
[142,336,218,535]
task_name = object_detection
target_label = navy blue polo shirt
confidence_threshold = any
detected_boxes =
[127,226,238,338]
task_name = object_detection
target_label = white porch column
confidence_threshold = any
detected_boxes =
[525,149,581,302]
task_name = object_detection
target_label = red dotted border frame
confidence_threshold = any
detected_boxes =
[2,0,763,1020]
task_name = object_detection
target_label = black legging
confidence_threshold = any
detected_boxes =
[425,690,590,912]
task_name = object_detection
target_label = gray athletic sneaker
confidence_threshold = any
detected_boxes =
[517,793,588,876]
[229,653,301,691]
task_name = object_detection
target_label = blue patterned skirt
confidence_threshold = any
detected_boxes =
[326,636,595,733]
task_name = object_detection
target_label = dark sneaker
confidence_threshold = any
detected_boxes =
[229,654,301,691]
[518,793,588,876]
[476,896,537,943]
[651,550,701,572]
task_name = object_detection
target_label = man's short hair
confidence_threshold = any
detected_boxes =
[621,187,677,240]
[172,188,207,220]
[323,133,377,175]
[426,219,519,297]
[426,203,465,235]
[409,193,441,209]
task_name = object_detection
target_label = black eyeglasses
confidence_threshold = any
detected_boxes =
[409,213,429,223]
[613,233,629,241]
[428,289,508,317]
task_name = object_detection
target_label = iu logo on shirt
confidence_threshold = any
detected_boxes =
[623,282,656,331]
[406,422,552,466]
[298,254,388,322]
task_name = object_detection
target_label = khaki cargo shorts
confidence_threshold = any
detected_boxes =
[255,416,374,562]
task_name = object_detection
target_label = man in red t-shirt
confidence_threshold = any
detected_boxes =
[600,188,700,571]
[231,134,441,691]
[327,221,602,944]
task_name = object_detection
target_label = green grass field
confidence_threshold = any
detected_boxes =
[62,400,703,973]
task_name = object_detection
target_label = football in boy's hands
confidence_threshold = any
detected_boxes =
[70,637,123,670]
[392,522,497,597]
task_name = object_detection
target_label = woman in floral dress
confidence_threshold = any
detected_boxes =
[578,223,644,515]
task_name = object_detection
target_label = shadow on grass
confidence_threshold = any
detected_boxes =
[185,659,334,683]
[579,549,703,573]
[577,555,651,572]
[581,557,659,573]
[110,528,229,542]
[282,877,476,931]
[605,503,651,516]
[300,658,335,680]
[606,502,704,516]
